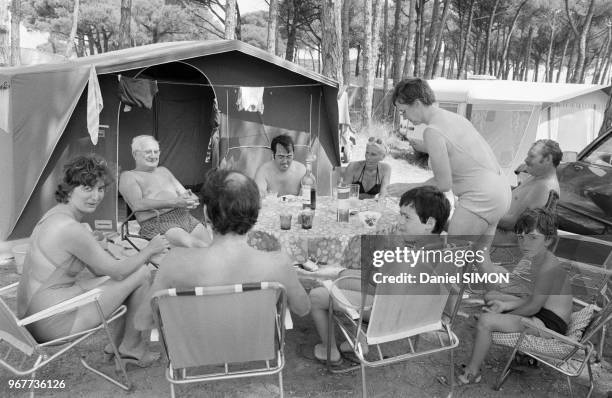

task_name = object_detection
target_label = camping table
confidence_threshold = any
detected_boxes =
[247,196,400,269]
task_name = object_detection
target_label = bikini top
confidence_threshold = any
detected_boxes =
[353,164,381,196]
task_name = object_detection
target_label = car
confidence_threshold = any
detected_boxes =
[556,128,612,239]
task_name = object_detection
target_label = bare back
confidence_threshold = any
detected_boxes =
[533,252,572,323]
[141,241,311,327]
[429,109,502,184]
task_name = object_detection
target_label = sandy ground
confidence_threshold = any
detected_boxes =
[1,131,612,397]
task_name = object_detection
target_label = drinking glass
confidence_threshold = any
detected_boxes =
[349,184,360,212]
[279,213,292,230]
[300,209,314,229]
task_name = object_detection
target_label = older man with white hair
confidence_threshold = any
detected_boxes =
[119,135,211,248]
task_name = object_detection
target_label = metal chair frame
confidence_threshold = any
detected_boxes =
[494,290,612,398]
[326,241,472,398]
[0,283,131,397]
[151,282,288,398]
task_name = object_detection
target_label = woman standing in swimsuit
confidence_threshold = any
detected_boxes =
[343,137,391,199]
[17,155,169,367]
[390,78,511,274]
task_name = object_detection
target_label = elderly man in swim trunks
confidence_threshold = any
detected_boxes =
[119,135,211,248]
[254,135,306,197]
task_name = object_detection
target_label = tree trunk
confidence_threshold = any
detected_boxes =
[565,39,576,83]
[65,0,80,57]
[392,0,404,85]
[592,22,611,84]
[413,0,425,76]
[482,0,500,76]
[497,0,527,79]
[224,0,237,40]
[544,12,558,82]
[521,26,534,81]
[457,0,475,79]
[355,43,361,76]
[564,0,595,83]
[342,0,352,84]
[0,0,8,65]
[235,3,241,40]
[266,0,278,53]
[285,0,296,61]
[423,0,440,78]
[382,0,389,115]
[321,0,343,87]
[402,0,416,78]
[362,0,384,126]
[600,23,612,85]
[118,0,131,49]
[556,35,569,83]
[430,0,450,78]
[10,0,19,65]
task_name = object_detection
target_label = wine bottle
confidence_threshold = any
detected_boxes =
[301,158,317,210]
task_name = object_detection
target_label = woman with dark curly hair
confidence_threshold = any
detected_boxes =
[17,154,169,368]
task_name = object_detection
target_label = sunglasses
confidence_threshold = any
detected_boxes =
[368,137,384,145]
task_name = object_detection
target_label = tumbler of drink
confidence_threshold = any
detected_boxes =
[349,184,360,211]
[279,213,292,230]
[337,207,350,223]
[300,209,314,229]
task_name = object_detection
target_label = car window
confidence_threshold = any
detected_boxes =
[583,134,612,167]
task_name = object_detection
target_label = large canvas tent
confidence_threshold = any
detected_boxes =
[0,40,340,240]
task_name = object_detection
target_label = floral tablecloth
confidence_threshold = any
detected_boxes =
[247,196,399,268]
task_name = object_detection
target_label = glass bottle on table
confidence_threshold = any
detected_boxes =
[336,178,350,222]
[301,156,317,210]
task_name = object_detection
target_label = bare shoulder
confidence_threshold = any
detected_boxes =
[380,162,392,173]
[119,170,137,184]
[156,166,174,177]
[158,248,200,282]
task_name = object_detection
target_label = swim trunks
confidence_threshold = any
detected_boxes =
[139,208,201,239]
[532,307,568,335]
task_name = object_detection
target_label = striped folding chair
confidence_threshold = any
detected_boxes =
[151,282,288,398]
[0,283,131,397]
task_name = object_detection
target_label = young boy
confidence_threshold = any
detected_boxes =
[308,186,451,364]
[458,207,572,385]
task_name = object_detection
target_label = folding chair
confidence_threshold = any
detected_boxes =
[151,282,287,398]
[327,240,472,398]
[0,283,131,397]
[492,264,612,398]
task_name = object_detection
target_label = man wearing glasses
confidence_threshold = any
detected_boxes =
[119,135,211,248]
[254,135,306,196]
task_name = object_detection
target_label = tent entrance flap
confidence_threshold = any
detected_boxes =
[118,63,217,191]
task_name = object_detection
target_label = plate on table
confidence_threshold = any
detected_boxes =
[358,211,382,228]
